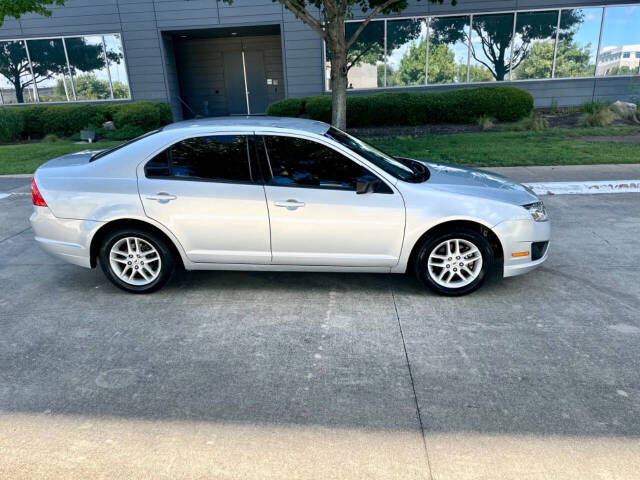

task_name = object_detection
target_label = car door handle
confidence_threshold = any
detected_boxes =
[146,192,177,202]
[274,199,305,210]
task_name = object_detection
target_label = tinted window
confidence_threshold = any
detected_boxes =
[263,135,380,191]
[145,135,252,182]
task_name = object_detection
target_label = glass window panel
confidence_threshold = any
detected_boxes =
[0,40,37,104]
[385,19,427,87]
[597,6,640,77]
[104,34,130,98]
[26,38,72,102]
[554,8,602,78]
[168,136,251,182]
[511,10,559,80]
[346,21,384,89]
[65,35,112,100]
[428,15,471,84]
[469,13,515,82]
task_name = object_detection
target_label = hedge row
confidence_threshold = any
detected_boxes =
[266,86,534,127]
[0,101,173,142]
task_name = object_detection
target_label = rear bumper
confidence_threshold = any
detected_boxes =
[493,218,551,278]
[30,206,101,268]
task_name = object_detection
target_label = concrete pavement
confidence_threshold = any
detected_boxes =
[0,178,639,479]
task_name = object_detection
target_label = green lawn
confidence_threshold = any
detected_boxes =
[1,126,639,175]
[367,126,640,167]
[0,141,123,175]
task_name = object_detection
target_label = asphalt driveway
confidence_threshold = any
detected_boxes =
[0,177,639,479]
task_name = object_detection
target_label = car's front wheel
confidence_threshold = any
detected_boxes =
[98,227,175,293]
[414,228,493,296]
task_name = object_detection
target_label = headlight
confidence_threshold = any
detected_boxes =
[523,201,548,222]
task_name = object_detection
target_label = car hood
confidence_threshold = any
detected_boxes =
[414,160,539,205]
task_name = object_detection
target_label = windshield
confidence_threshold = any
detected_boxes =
[324,127,426,182]
[90,129,161,162]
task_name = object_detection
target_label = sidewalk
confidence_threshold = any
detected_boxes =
[485,163,640,183]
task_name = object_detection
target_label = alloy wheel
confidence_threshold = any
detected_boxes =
[109,237,162,286]
[427,238,483,288]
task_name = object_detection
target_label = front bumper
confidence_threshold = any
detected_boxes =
[30,206,101,268]
[493,218,551,278]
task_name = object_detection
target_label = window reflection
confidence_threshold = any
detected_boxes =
[469,13,515,82]
[597,6,640,76]
[104,34,130,98]
[555,8,602,78]
[385,19,427,87]
[26,38,72,102]
[0,40,37,104]
[345,21,385,89]
[66,35,112,100]
[511,10,559,80]
[428,16,471,84]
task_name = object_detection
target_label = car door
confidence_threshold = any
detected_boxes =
[137,134,271,264]
[258,133,405,267]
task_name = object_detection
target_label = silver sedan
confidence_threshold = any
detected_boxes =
[30,117,550,295]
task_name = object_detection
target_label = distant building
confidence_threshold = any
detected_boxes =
[597,45,640,76]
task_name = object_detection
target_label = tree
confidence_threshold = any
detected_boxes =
[0,0,64,26]
[431,9,583,81]
[0,37,120,103]
[232,0,456,129]
[55,74,129,100]
[514,38,592,79]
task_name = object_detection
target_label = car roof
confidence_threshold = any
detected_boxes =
[162,116,331,135]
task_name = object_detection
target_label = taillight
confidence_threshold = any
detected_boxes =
[31,178,47,207]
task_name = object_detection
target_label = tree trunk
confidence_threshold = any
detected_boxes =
[329,40,349,130]
[13,79,24,103]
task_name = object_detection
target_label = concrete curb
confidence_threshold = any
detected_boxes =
[526,180,640,195]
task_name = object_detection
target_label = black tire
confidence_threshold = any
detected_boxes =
[98,227,175,294]
[413,227,493,296]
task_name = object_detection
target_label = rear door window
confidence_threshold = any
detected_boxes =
[145,135,253,183]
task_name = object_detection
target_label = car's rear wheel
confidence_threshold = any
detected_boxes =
[414,228,493,296]
[98,227,175,293]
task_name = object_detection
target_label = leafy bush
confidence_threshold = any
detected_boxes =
[2,101,172,140]
[267,86,533,127]
[101,124,146,141]
[265,97,307,117]
[42,134,61,143]
[507,112,549,131]
[0,109,25,143]
[111,102,172,131]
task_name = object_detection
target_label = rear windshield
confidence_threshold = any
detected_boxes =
[90,129,161,162]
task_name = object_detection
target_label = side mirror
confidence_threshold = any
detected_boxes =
[356,178,379,194]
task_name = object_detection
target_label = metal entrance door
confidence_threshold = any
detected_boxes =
[223,49,269,115]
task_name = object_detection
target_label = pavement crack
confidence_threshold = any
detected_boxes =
[389,282,434,480]
[0,226,31,245]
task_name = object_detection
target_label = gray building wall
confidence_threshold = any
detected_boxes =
[1,0,639,117]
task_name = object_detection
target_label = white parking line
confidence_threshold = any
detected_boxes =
[0,193,8,200]
[525,180,640,196]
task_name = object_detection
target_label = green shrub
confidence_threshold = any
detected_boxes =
[112,102,172,131]
[0,109,25,143]
[101,124,146,141]
[42,134,60,143]
[2,101,172,140]
[508,112,549,131]
[266,97,307,117]
[267,86,533,127]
